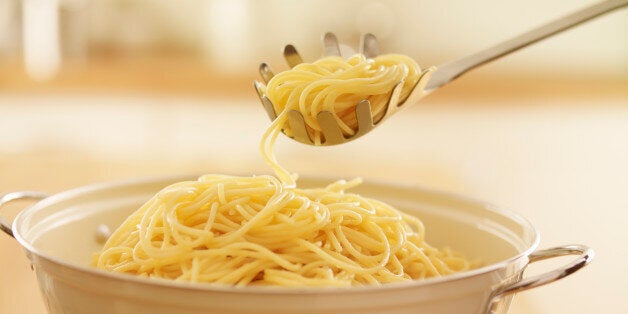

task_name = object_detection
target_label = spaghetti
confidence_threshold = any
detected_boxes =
[93,53,474,287]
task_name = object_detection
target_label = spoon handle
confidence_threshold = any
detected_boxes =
[424,0,628,92]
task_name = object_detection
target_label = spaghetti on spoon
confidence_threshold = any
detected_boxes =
[253,0,627,147]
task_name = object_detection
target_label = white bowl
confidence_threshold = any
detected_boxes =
[0,175,593,314]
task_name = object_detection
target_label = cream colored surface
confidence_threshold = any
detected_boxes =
[1,93,627,313]
[10,0,625,77]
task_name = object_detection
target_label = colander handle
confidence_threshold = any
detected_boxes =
[0,191,48,238]
[486,244,594,314]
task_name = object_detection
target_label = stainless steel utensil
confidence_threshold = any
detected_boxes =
[254,0,627,146]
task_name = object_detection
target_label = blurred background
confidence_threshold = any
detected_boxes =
[0,0,626,313]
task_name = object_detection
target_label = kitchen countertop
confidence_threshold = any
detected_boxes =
[1,92,626,313]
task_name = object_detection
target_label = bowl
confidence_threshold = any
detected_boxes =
[0,175,593,314]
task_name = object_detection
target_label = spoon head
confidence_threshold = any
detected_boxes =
[254,33,435,146]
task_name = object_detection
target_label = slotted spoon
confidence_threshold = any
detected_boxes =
[254,0,627,146]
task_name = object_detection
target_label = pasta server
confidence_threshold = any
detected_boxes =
[253,0,627,146]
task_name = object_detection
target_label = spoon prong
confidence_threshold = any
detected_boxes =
[317,111,345,145]
[253,80,278,121]
[360,33,379,58]
[288,110,313,144]
[378,81,405,123]
[323,32,341,56]
[355,100,375,137]
[399,67,436,107]
[283,44,304,68]
[259,63,275,84]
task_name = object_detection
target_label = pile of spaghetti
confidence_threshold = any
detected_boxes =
[93,54,474,287]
